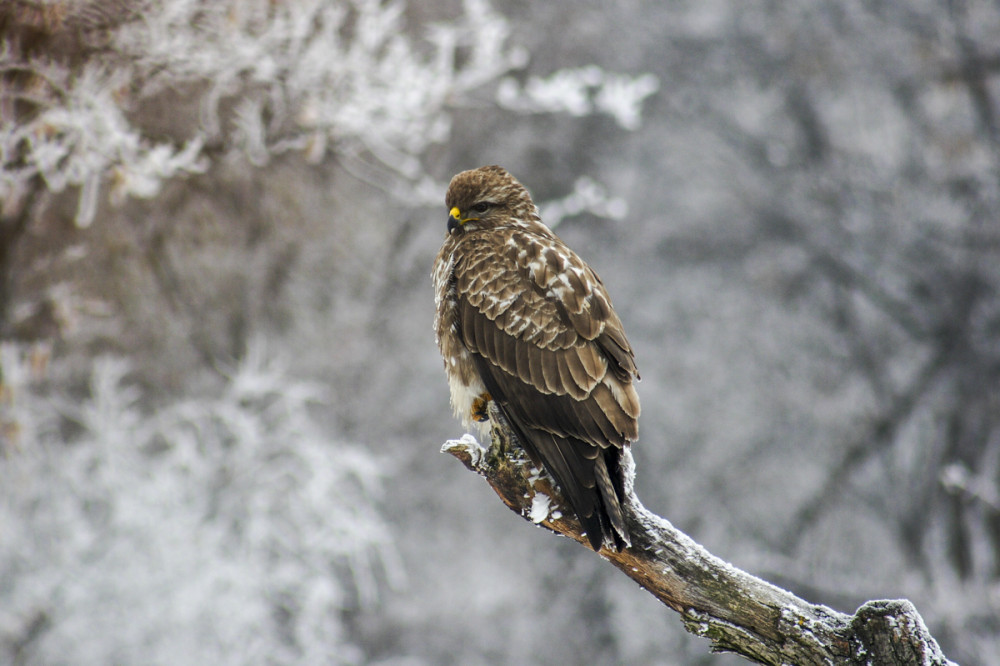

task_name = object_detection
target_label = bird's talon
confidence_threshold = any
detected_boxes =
[471,392,492,422]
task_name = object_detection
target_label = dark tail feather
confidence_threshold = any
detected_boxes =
[594,452,630,549]
[526,430,607,551]
[579,501,607,552]
[513,426,628,552]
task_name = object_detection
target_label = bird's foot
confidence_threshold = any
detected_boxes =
[471,392,492,422]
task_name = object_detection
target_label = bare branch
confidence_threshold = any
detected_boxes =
[441,403,956,666]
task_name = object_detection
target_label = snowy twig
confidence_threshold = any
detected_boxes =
[442,402,956,666]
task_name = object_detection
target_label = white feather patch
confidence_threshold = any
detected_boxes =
[448,368,489,433]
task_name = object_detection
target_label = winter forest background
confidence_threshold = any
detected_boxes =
[2,1,999,664]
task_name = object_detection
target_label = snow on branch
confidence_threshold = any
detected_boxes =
[441,402,956,666]
[539,175,629,228]
[497,65,659,129]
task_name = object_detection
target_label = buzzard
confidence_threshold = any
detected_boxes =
[432,165,640,551]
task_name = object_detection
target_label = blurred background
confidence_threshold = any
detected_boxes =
[2,1,999,664]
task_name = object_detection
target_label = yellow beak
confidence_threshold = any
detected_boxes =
[448,206,472,233]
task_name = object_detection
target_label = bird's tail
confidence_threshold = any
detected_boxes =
[519,427,630,552]
[594,452,630,550]
[474,370,632,552]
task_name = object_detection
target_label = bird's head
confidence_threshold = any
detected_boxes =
[444,165,539,235]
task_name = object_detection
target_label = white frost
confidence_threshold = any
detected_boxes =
[528,492,552,524]
[496,66,657,131]
[441,433,486,468]
[538,176,629,228]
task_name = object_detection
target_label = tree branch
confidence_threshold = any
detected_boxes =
[441,403,955,665]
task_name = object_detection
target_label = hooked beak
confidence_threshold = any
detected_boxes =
[447,206,471,234]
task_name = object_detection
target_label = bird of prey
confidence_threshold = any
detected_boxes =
[432,165,640,551]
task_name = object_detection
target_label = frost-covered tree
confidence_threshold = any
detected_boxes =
[644,6,1000,660]
[0,341,399,664]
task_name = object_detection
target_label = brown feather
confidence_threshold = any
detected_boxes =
[564,348,597,393]
[555,352,585,399]
[566,305,603,340]
[577,345,607,383]
[514,336,531,385]
[499,324,518,375]
[594,453,629,546]
[589,288,611,321]
[526,345,545,393]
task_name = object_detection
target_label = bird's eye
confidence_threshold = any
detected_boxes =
[471,202,490,214]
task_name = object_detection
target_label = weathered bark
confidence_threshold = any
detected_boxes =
[441,403,955,666]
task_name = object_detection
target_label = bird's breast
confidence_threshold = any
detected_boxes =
[433,244,487,431]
